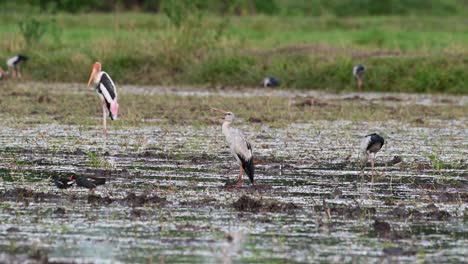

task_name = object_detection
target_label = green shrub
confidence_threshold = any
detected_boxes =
[18,18,48,46]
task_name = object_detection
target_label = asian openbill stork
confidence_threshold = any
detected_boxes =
[87,62,119,136]
[353,64,365,91]
[7,54,28,78]
[212,108,254,186]
[360,133,385,182]
[261,77,280,88]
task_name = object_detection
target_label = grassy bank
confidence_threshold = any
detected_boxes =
[0,13,467,93]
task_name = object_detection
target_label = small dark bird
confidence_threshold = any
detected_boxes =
[353,64,365,91]
[360,133,385,182]
[7,55,28,78]
[261,77,280,88]
[53,177,75,189]
[71,175,106,190]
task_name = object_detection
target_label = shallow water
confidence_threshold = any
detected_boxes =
[0,88,467,263]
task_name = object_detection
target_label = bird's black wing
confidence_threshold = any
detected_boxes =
[99,73,117,100]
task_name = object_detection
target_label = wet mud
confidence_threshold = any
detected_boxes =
[0,88,467,263]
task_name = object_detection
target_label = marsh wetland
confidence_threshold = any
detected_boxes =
[0,83,467,263]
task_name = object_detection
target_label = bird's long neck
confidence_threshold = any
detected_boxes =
[222,121,232,142]
[93,71,103,85]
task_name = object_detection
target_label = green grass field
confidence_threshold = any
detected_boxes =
[1,12,467,93]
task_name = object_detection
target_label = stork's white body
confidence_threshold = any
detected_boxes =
[219,112,254,185]
[222,122,252,164]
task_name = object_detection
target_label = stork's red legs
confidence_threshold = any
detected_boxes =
[237,165,243,187]
[102,100,107,136]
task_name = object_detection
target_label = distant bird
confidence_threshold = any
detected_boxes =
[7,55,28,78]
[212,108,254,186]
[353,64,366,91]
[261,77,280,88]
[360,133,385,182]
[70,175,106,190]
[87,62,119,136]
[53,177,75,189]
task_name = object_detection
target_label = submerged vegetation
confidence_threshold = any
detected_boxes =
[0,1,467,93]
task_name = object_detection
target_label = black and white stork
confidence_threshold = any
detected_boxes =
[261,77,280,88]
[353,64,366,91]
[212,108,254,187]
[87,62,119,136]
[360,133,385,182]
[7,54,28,78]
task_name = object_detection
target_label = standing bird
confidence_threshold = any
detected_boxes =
[360,133,385,182]
[7,55,28,78]
[87,62,119,136]
[70,175,106,190]
[212,108,254,186]
[261,77,280,88]
[353,64,366,91]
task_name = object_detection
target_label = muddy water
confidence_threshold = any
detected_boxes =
[0,92,467,263]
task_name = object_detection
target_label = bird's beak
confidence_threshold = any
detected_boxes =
[87,68,98,88]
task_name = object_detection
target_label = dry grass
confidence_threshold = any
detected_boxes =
[0,82,466,129]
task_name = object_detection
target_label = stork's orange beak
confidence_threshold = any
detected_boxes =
[87,68,97,88]
[87,62,102,88]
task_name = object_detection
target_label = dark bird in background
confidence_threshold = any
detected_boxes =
[261,77,280,88]
[53,176,75,189]
[360,133,385,182]
[71,175,106,190]
[7,54,28,78]
[353,64,365,91]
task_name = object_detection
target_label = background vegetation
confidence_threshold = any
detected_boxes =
[0,0,467,93]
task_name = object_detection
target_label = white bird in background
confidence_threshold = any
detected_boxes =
[7,54,28,78]
[360,133,385,182]
[212,108,254,186]
[353,64,366,91]
[87,62,119,136]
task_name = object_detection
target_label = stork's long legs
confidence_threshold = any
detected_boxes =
[371,154,375,184]
[102,101,108,136]
[237,165,243,187]
[358,78,362,91]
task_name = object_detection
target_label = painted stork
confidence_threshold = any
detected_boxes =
[87,62,119,136]
[212,108,254,186]
[7,54,28,78]
[359,133,385,182]
[261,77,280,88]
[353,64,366,91]
[70,175,106,190]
